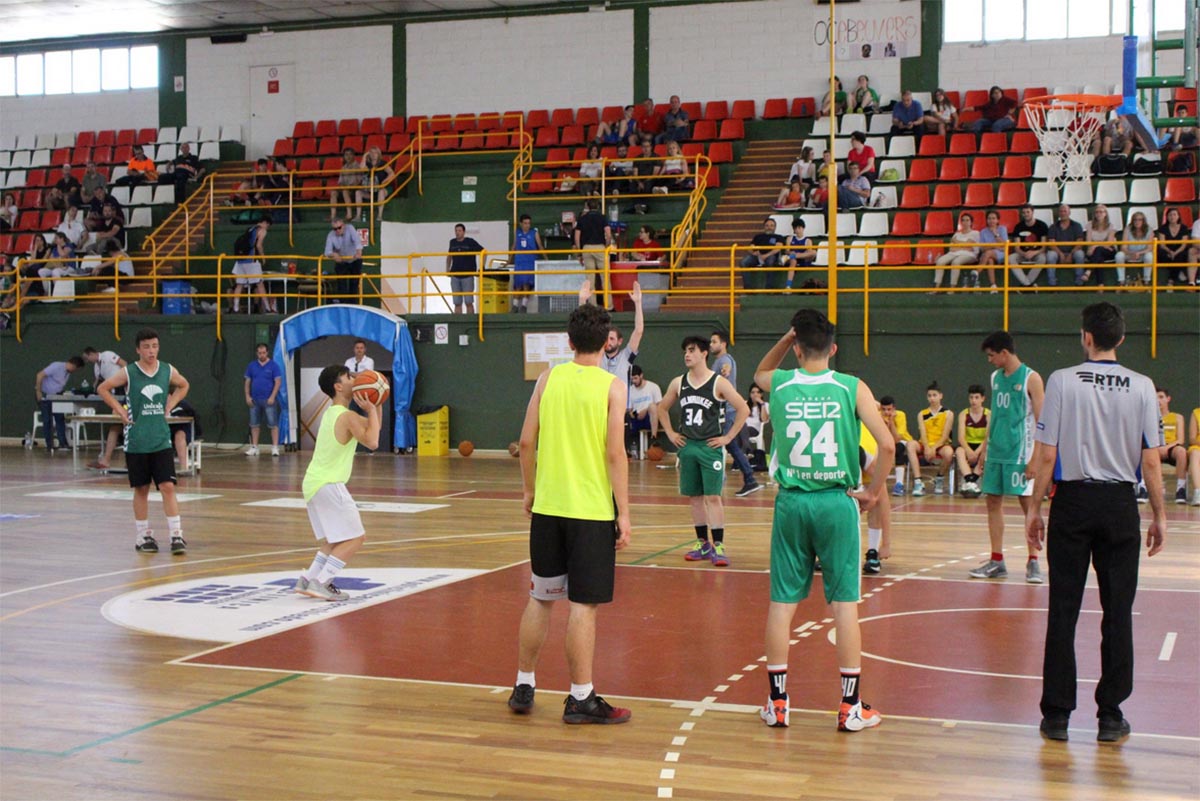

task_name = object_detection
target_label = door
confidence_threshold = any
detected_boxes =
[248,64,296,160]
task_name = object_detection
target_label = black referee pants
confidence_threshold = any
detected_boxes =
[1040,481,1141,721]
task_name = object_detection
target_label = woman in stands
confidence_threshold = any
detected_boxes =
[578,143,604,196]
[37,231,78,297]
[595,105,638,147]
[1115,210,1153,286]
[932,212,981,291]
[817,76,846,120]
[652,140,692,193]
[923,89,958,137]
[977,209,1008,293]
[355,147,394,219]
[629,226,665,265]
[846,131,877,184]
[788,146,816,186]
[1156,207,1190,286]
[851,75,880,116]
[332,147,364,223]
[0,192,17,233]
[1080,204,1118,287]
[774,178,805,210]
[737,383,770,472]
[18,234,51,297]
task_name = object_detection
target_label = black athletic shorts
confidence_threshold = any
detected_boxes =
[529,513,617,604]
[127,448,177,489]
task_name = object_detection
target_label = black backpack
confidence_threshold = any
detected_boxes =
[1094,153,1127,176]
[233,226,256,256]
[1130,156,1162,175]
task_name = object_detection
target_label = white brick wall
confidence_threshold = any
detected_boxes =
[940,38,1126,95]
[0,90,158,142]
[406,9,634,117]
[649,0,903,108]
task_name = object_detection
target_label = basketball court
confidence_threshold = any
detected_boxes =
[1,448,1197,800]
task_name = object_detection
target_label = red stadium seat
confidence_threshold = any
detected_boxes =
[918,137,947,156]
[707,141,733,164]
[698,165,720,188]
[383,117,406,135]
[599,105,623,125]
[996,182,1028,207]
[763,98,788,119]
[364,134,386,153]
[964,183,996,208]
[428,115,453,133]
[115,129,136,147]
[938,157,968,181]
[406,115,429,135]
[544,148,571,167]
[71,146,91,164]
[718,119,744,140]
[317,136,341,156]
[997,209,1019,230]
[484,131,513,149]
[95,130,116,148]
[342,135,364,153]
[476,113,501,132]
[576,107,600,127]
[293,121,314,139]
[550,108,574,128]
[1164,177,1197,203]
[459,132,484,150]
[40,210,61,229]
[361,118,383,136]
[20,189,41,208]
[337,119,360,137]
[0,235,14,255]
[962,90,988,109]
[136,128,157,146]
[931,184,963,209]
[1002,88,1018,102]
[322,156,342,172]
[1023,86,1048,102]
[273,139,294,158]
[571,147,588,164]
[534,127,559,148]
[525,171,554,194]
[113,145,133,163]
[433,132,459,151]
[297,158,320,174]
[978,133,1008,154]
[293,138,316,157]
[970,157,1000,180]
[681,102,702,120]
[500,111,524,130]
[879,242,912,266]
[900,185,931,208]
[16,211,40,230]
[452,114,477,132]
[948,133,976,155]
[704,101,729,121]
[299,179,326,200]
[945,91,961,109]
[1001,155,1032,179]
[691,120,718,141]
[92,146,113,164]
[387,133,411,153]
[913,240,946,266]
[923,211,955,236]
[890,212,922,236]
[76,131,96,148]
[681,143,704,158]
[908,159,937,182]
[1016,108,1032,130]
[1009,132,1040,154]
[314,120,337,137]
[790,97,816,118]
[731,99,755,120]
[13,234,34,254]
[51,147,70,165]
[559,126,585,147]
[526,109,550,130]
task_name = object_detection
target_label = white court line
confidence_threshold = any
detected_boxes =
[436,490,476,499]
[1159,632,1177,661]
[898,574,1198,593]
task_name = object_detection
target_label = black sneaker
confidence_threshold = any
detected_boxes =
[735,481,763,498]
[1097,716,1131,743]
[814,558,822,573]
[1175,487,1187,505]
[863,549,881,574]
[562,691,631,724]
[1040,716,1069,741]
[508,683,534,714]
[1136,486,1149,504]
[135,534,159,553]
[170,535,187,555]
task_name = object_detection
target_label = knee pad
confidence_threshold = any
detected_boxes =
[530,573,568,601]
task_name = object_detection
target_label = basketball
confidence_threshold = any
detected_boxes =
[508,441,520,457]
[646,444,665,461]
[458,440,474,457]
[352,369,389,406]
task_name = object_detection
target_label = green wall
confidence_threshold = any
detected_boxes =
[900,0,942,93]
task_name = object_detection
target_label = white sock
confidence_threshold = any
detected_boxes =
[303,553,328,581]
[867,527,882,550]
[135,519,150,542]
[1178,478,1187,491]
[1137,480,1146,491]
[893,467,904,483]
[570,682,594,701]
[166,515,181,536]
[517,670,536,688]
[315,555,346,584]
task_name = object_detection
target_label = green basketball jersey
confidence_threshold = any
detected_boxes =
[678,371,723,440]
[768,368,861,491]
[988,363,1035,463]
[125,361,173,454]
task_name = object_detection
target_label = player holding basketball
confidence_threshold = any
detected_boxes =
[293,365,382,601]
[755,309,893,731]
[969,331,1045,584]
[97,328,191,555]
[508,303,632,724]
[657,336,750,567]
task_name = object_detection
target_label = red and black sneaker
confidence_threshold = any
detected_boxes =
[562,691,631,724]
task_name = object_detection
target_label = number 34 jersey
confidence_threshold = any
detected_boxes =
[678,371,725,440]
[768,368,861,491]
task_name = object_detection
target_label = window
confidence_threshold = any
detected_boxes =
[944,0,1178,43]
[0,45,155,97]
[944,0,983,43]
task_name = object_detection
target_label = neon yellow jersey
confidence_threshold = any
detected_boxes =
[920,406,952,444]
[961,407,989,446]
[892,409,913,441]
[533,362,616,521]
[303,405,357,501]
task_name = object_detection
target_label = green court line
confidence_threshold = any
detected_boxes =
[0,673,302,759]
[629,540,693,565]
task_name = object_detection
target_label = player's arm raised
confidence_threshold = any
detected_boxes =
[518,370,548,517]
[657,377,685,448]
[625,281,644,354]
[606,376,631,549]
[97,368,131,423]
[855,381,895,511]
[754,328,796,391]
[342,392,381,451]
[711,376,749,448]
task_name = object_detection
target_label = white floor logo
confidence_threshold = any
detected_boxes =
[101,568,482,642]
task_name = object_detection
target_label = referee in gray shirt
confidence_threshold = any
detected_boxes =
[1026,302,1166,744]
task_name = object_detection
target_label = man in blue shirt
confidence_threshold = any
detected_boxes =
[243,343,282,457]
[891,91,925,141]
[447,223,485,314]
[324,219,363,304]
[34,355,85,452]
[511,214,542,314]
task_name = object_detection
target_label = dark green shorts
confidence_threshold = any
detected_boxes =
[770,488,861,604]
[678,440,724,497]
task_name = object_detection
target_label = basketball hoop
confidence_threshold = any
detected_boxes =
[1022,94,1121,187]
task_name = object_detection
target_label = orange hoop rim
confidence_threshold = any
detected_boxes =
[1022,93,1122,112]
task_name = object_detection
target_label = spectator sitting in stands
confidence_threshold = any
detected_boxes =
[629,225,665,265]
[1010,203,1050,287]
[626,365,663,456]
[578,143,604,196]
[739,217,785,273]
[923,88,958,137]
[652,140,692,193]
[658,95,690,144]
[635,98,664,142]
[332,148,364,222]
[817,76,846,120]
[850,75,880,116]
[226,158,269,206]
[17,234,51,298]
[355,147,393,219]
[0,192,16,232]
[163,142,207,204]
[846,131,877,183]
[596,105,638,146]
[965,86,1017,134]
[817,149,840,184]
[262,156,292,207]
[606,143,634,195]
[806,175,830,210]
[782,218,818,290]
[85,238,136,293]
[44,163,83,211]
[1156,206,1190,286]
[56,205,86,248]
[1093,115,1137,157]
[1045,203,1083,285]
[773,178,805,210]
[932,212,981,291]
[37,231,77,296]
[1166,123,1197,151]
[837,162,871,210]
[740,383,770,471]
[891,90,924,140]
[1114,210,1152,286]
[978,209,1008,293]
[1080,204,1118,287]
[113,145,158,187]
[788,146,817,186]
[84,201,125,254]
[80,161,106,202]
[86,186,122,231]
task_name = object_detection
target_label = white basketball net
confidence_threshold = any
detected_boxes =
[1023,96,1113,188]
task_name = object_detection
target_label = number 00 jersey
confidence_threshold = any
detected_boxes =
[768,368,861,491]
[678,371,723,440]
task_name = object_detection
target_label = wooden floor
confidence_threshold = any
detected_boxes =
[1,446,1197,801]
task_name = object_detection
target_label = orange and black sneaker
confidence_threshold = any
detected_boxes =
[562,691,631,724]
[760,695,789,728]
[838,700,881,732]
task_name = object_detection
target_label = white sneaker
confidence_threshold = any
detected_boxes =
[271,447,280,457]
[305,580,349,601]
[245,446,259,457]
[911,479,925,497]
[934,476,945,495]
[1191,489,1200,507]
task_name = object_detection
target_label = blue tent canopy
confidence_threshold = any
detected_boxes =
[272,305,418,448]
